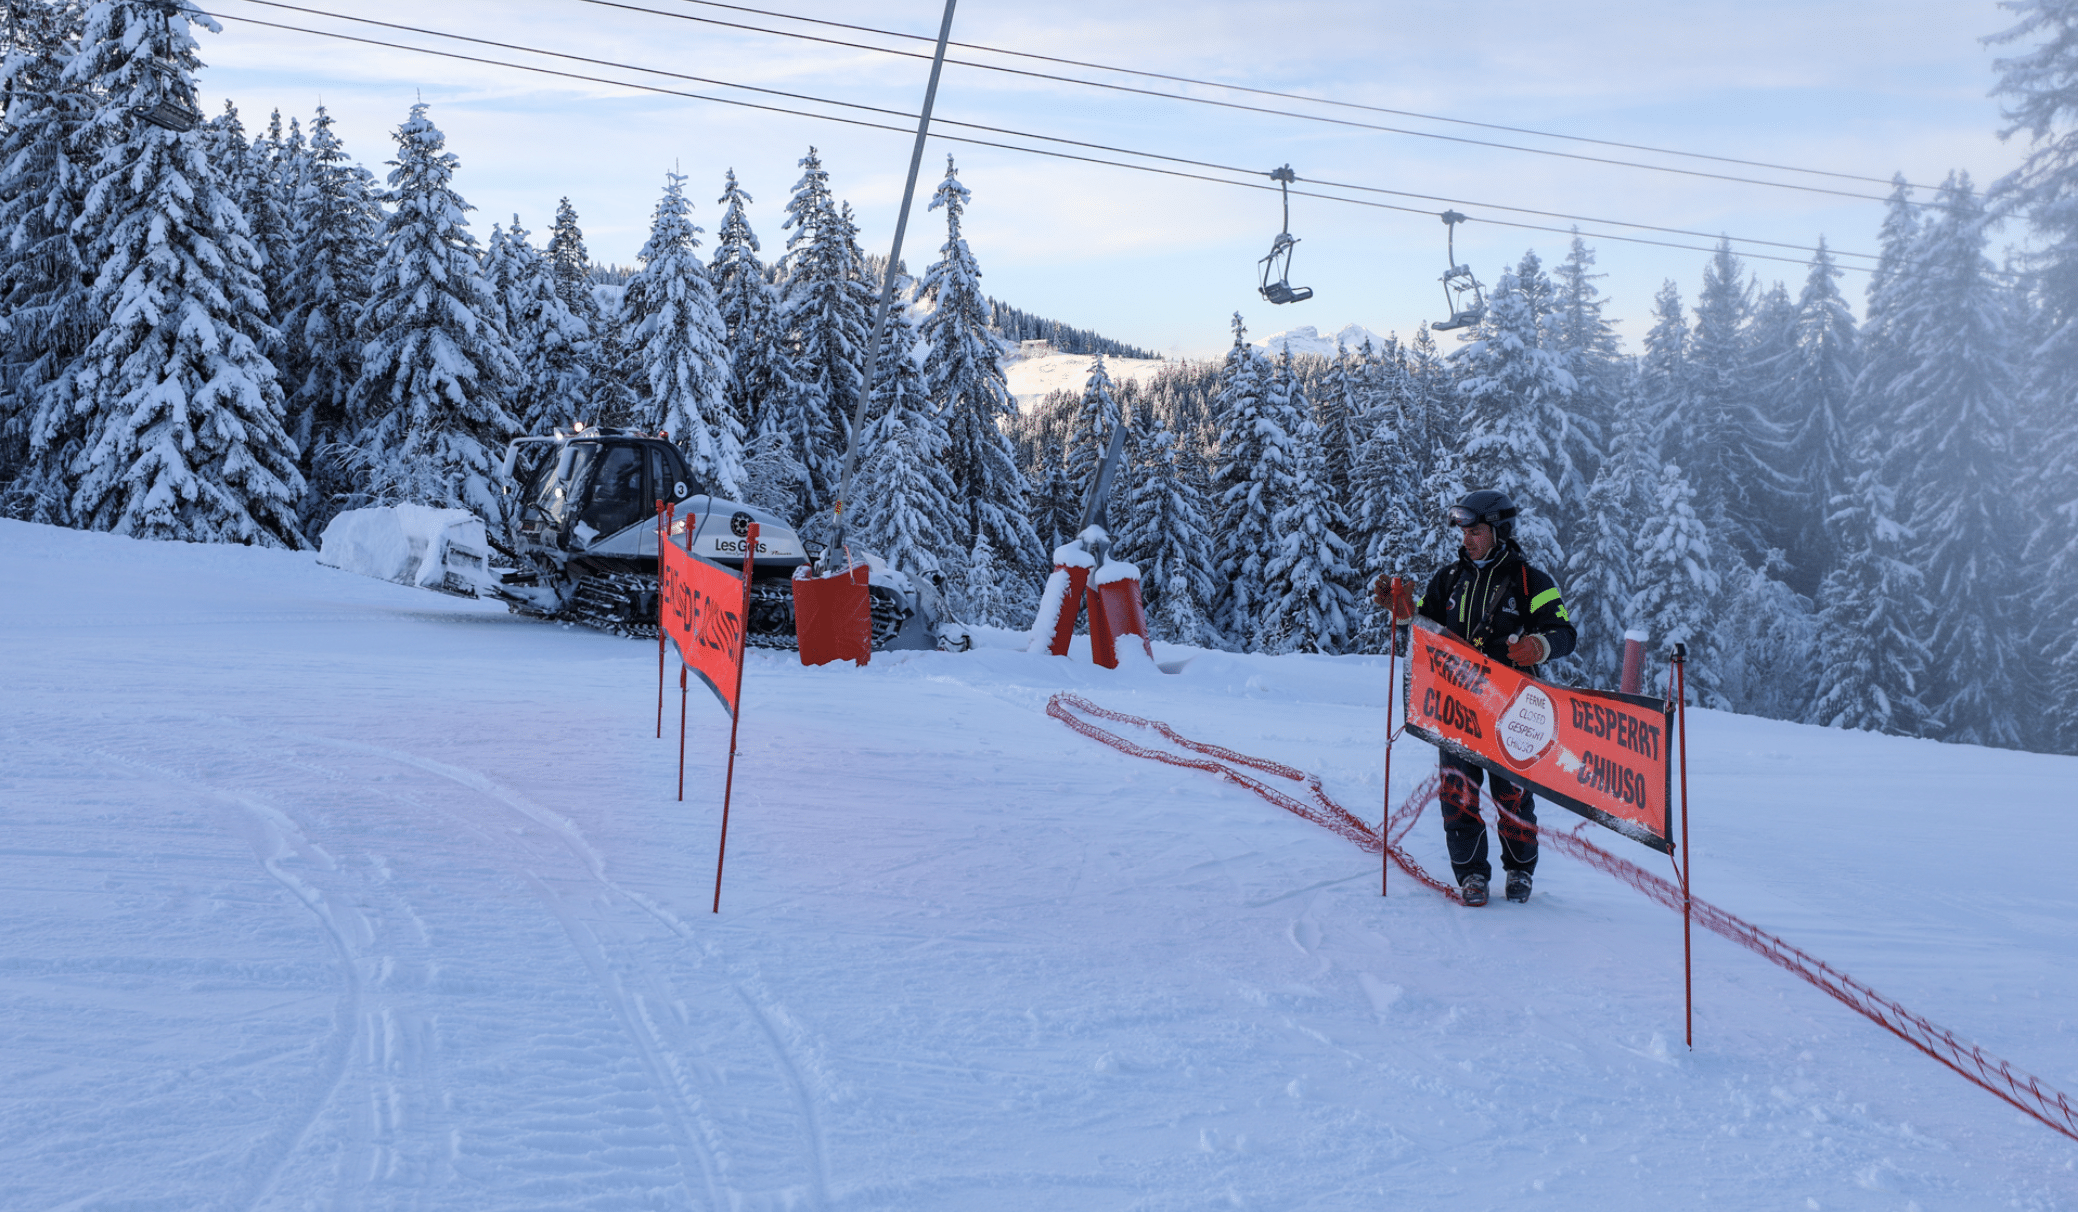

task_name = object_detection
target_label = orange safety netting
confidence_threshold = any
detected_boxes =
[1045,692,2078,1145]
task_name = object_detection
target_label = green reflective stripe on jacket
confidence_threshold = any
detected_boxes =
[1530,587,1563,613]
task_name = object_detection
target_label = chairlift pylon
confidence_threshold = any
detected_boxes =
[1430,209,1486,332]
[1257,164,1313,306]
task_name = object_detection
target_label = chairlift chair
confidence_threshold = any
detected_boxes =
[1430,210,1486,332]
[1257,165,1313,306]
[131,5,201,133]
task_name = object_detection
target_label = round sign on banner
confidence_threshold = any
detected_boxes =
[1498,683,1559,769]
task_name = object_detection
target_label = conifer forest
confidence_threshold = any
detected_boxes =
[8,0,2078,758]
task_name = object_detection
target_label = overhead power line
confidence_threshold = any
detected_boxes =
[545,0,1936,206]
[212,0,1885,269]
[649,0,1932,195]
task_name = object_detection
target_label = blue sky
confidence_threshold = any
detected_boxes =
[193,0,2029,358]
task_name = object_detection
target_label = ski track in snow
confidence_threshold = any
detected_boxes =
[5,519,2078,1209]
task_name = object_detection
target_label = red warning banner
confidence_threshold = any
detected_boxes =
[658,528,752,717]
[1404,617,1675,852]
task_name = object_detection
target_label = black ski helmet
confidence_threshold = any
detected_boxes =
[1448,489,1519,543]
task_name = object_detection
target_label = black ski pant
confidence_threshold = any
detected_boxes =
[1438,752,1537,883]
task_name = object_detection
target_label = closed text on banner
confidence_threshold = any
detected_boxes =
[658,534,750,717]
[1404,617,1675,852]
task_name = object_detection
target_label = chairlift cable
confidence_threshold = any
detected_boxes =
[211,0,1885,265]
[641,0,1936,194]
[231,0,1951,208]
[198,8,2000,278]
[550,0,1951,206]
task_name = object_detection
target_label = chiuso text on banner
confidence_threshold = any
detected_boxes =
[1403,617,1675,853]
[659,530,752,717]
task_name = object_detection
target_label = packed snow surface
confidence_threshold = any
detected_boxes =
[4,518,2076,1209]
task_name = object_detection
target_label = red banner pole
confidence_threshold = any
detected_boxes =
[678,666,688,802]
[1382,587,1397,897]
[1674,644,1693,1049]
[658,501,672,739]
[714,524,759,914]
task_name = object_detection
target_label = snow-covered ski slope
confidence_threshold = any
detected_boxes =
[4,518,2075,1210]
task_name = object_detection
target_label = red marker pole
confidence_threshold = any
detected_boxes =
[1673,644,1693,1049]
[658,501,672,739]
[677,666,689,802]
[714,524,758,914]
[1381,577,1401,897]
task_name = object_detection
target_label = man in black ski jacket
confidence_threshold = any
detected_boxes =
[1373,489,1577,907]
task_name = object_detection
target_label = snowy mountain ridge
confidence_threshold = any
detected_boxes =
[1252,322,1386,358]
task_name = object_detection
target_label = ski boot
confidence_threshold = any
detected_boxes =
[1459,874,1489,907]
[1505,870,1532,903]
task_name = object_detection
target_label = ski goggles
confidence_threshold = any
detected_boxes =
[1447,506,1485,528]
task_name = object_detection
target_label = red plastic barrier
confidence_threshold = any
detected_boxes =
[1087,575,1155,669]
[1046,564,1092,657]
[1045,692,2078,1145]
[793,564,872,666]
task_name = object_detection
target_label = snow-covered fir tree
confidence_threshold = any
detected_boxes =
[1681,240,1775,560]
[710,169,788,440]
[622,172,742,496]
[918,157,1039,572]
[544,195,618,424]
[1636,280,1689,455]
[545,195,600,330]
[1740,278,1801,561]
[490,216,589,438]
[851,306,956,576]
[1807,464,1932,736]
[1715,551,1819,722]
[1772,240,1861,594]
[1566,384,1650,686]
[1210,314,1292,647]
[1453,259,1573,570]
[738,426,806,518]
[57,0,304,544]
[774,148,871,521]
[1875,173,2026,748]
[1988,6,2078,751]
[1117,407,1217,645]
[1346,349,1424,653]
[1258,356,1356,655]
[1064,353,1123,515]
[347,103,518,522]
[1629,460,1721,705]
[0,0,98,520]
[1549,234,1621,561]
[1031,443,1076,552]
[241,108,294,355]
[277,103,381,525]
[960,531,1008,626]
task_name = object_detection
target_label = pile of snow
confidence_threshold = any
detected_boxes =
[1254,322,1385,358]
[317,503,493,595]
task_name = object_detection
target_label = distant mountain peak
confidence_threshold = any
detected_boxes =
[1252,323,1383,358]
